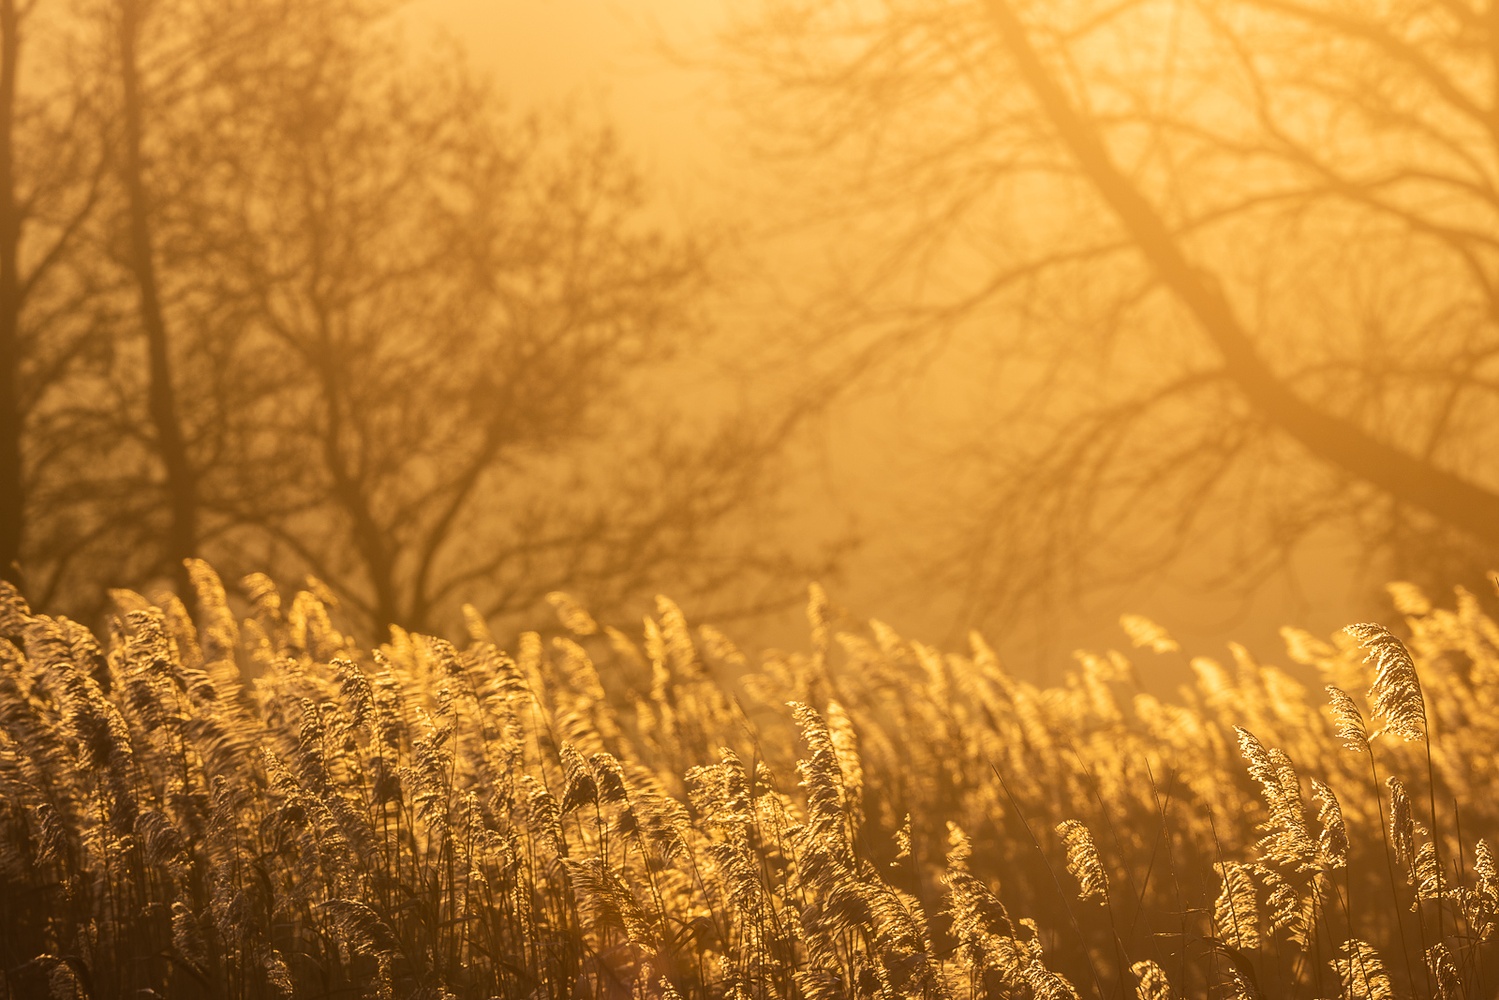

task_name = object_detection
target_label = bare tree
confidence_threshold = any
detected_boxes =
[67,0,378,610]
[726,0,1499,628]
[0,0,826,631]
[7,1,819,633]
[201,27,797,632]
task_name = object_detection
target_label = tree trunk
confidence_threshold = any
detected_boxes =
[315,351,402,630]
[118,0,197,604]
[988,0,1499,549]
[0,0,23,588]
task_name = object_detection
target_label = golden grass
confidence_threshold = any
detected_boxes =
[1,562,1497,998]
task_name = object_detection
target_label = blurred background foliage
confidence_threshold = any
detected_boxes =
[0,0,836,637]
[5,0,1499,670]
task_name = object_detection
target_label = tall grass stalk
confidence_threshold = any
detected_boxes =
[1,569,1497,998]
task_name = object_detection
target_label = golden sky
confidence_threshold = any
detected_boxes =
[406,0,727,204]
[400,0,1371,669]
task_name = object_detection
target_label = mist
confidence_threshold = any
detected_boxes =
[7,3,1499,997]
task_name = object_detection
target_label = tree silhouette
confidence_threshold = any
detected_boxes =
[727,0,1499,627]
[198,27,732,630]
[10,0,815,632]
[31,0,370,611]
[112,0,202,607]
[0,0,106,591]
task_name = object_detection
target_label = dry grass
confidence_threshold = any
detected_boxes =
[2,561,1498,998]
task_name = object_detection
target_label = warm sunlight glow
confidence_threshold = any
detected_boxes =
[2,0,1497,995]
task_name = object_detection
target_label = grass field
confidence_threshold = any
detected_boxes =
[1,562,1495,999]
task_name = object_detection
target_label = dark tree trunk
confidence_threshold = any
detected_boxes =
[0,0,24,588]
[118,0,197,605]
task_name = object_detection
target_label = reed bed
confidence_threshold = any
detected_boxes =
[1,563,1496,999]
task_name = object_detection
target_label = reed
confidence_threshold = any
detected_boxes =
[1,565,1497,998]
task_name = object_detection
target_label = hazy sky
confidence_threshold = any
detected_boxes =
[400,0,1371,676]
[406,1,728,207]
